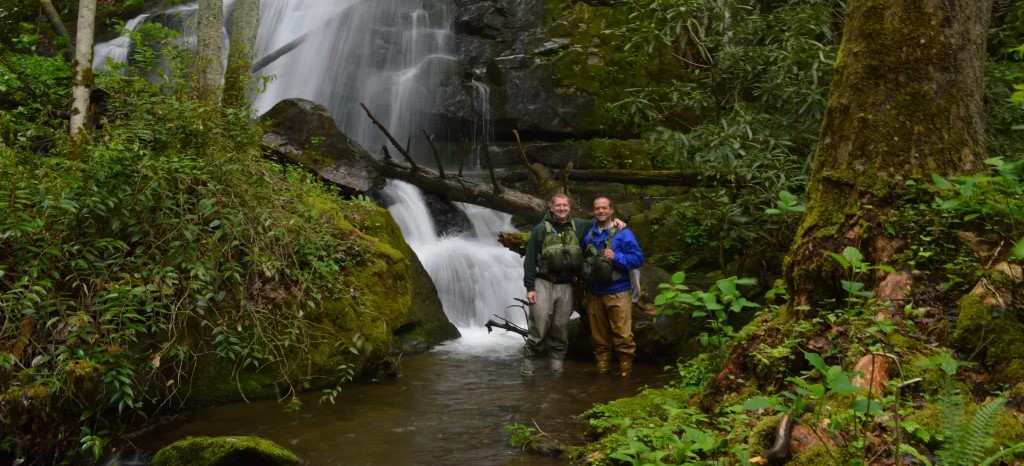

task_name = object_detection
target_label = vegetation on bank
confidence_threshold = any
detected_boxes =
[0,23,414,463]
[501,0,1024,464]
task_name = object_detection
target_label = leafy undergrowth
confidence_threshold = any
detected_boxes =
[545,157,1024,465]
[0,47,378,462]
[560,176,1024,465]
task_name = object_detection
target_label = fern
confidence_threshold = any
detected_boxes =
[937,396,1006,466]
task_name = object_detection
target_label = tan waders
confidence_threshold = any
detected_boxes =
[586,290,636,377]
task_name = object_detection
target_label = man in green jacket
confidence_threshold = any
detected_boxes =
[521,193,623,375]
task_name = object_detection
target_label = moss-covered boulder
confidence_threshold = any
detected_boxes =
[187,193,457,405]
[953,292,1024,385]
[151,436,298,466]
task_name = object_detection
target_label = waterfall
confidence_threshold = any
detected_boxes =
[381,180,526,329]
[469,80,492,169]
[252,0,455,164]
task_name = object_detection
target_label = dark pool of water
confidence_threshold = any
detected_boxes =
[137,329,674,466]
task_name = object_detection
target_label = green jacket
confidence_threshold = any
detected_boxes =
[523,211,594,292]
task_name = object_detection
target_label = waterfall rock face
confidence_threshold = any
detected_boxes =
[446,0,605,139]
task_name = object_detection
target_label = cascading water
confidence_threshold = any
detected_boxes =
[381,180,526,329]
[469,80,492,169]
[252,0,455,163]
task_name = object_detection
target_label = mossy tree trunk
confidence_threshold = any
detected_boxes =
[783,0,992,309]
[223,0,259,109]
[68,0,96,137]
[197,0,224,106]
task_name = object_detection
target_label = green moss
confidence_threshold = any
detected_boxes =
[789,445,843,466]
[994,409,1024,446]
[151,436,298,466]
[954,293,1024,384]
[540,1,686,135]
[747,413,784,453]
[64,359,104,401]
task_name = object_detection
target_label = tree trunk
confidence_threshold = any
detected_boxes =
[39,0,68,37]
[69,0,96,137]
[197,0,224,106]
[783,0,991,308]
[223,0,259,109]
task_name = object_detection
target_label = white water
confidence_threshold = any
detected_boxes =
[252,0,454,164]
[469,80,492,169]
[381,180,526,330]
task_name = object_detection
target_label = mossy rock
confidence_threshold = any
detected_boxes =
[188,195,455,405]
[953,293,1024,384]
[151,436,298,466]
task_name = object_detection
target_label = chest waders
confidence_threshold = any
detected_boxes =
[537,220,583,279]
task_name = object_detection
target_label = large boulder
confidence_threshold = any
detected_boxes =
[151,436,298,466]
[261,98,384,194]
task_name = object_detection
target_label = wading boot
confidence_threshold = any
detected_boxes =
[595,355,612,374]
[550,358,564,373]
[619,359,633,378]
[521,358,536,376]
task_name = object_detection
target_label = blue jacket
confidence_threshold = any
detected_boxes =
[582,225,644,295]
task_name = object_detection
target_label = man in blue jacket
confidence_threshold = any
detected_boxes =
[581,196,644,377]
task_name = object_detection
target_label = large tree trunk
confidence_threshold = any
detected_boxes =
[69,0,96,137]
[783,0,991,308]
[196,0,224,105]
[223,0,259,109]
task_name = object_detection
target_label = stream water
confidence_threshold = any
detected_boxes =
[138,330,672,465]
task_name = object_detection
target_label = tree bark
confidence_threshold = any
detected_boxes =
[783,0,992,308]
[197,0,224,106]
[39,0,68,37]
[69,0,96,137]
[223,0,259,109]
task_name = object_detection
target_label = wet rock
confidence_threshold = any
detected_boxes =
[151,436,298,466]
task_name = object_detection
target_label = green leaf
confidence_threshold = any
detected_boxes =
[805,352,827,375]
[932,173,953,188]
[742,396,775,411]
[1009,237,1024,260]
[842,247,863,263]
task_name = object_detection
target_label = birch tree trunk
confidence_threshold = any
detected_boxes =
[223,0,260,109]
[69,0,96,137]
[783,0,992,309]
[197,0,224,106]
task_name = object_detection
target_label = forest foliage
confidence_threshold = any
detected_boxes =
[1,17,372,463]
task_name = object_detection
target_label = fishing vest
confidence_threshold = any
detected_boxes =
[581,227,618,284]
[538,220,583,277]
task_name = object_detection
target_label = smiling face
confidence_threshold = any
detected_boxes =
[593,197,613,225]
[550,194,571,222]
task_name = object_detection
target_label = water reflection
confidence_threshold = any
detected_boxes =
[140,329,672,465]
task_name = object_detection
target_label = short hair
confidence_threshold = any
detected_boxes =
[593,196,613,208]
[549,193,571,207]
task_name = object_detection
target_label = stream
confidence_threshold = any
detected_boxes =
[138,329,673,465]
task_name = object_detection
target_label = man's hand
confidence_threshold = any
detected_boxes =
[613,218,627,229]
[527,291,537,304]
[603,249,615,260]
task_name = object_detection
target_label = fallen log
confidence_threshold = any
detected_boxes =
[502,168,722,187]
[260,98,548,220]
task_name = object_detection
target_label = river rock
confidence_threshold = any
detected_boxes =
[151,436,298,466]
